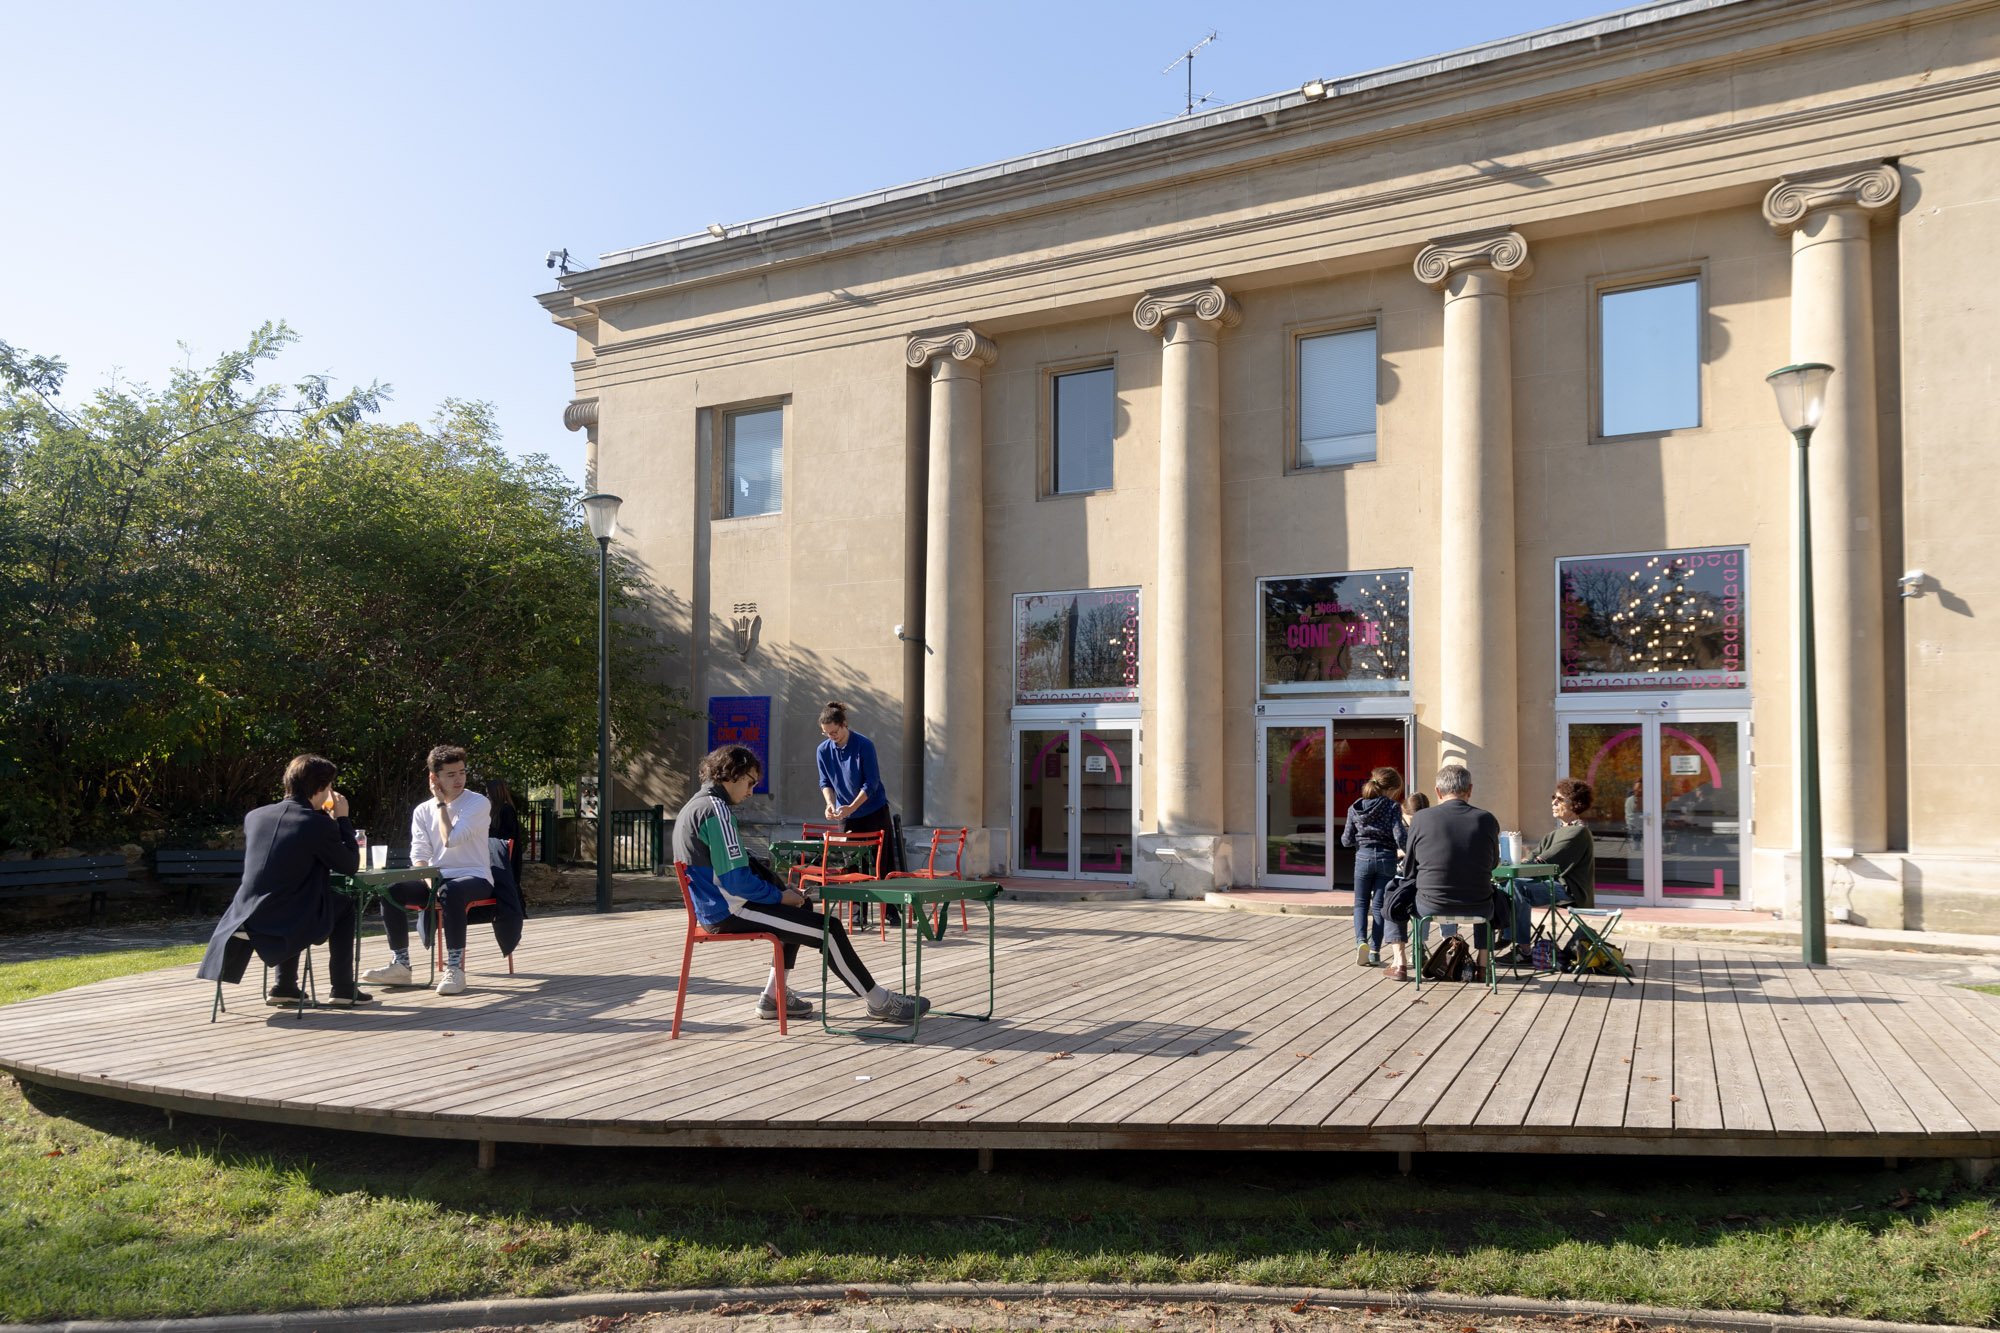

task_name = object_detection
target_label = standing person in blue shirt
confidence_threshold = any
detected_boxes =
[814,700,901,926]
[1339,766,1407,968]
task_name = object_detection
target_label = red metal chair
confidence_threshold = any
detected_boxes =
[671,861,791,1036]
[796,831,885,934]
[452,839,517,976]
[787,823,841,890]
[887,828,970,934]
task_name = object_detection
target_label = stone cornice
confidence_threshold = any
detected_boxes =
[904,326,998,369]
[1761,159,1902,232]
[1414,228,1533,288]
[563,397,599,433]
[1133,282,1242,334]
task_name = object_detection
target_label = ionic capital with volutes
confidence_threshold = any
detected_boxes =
[1133,281,1241,334]
[1762,161,1901,234]
[905,326,998,369]
[1413,228,1533,288]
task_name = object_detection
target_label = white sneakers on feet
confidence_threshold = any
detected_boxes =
[435,965,467,996]
[360,961,415,987]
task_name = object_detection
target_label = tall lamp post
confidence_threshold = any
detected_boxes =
[1765,364,1833,966]
[581,492,623,915]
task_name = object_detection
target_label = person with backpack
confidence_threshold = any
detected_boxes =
[1340,766,1406,967]
[1379,763,1506,981]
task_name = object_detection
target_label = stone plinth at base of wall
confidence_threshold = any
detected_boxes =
[1136,834,1236,899]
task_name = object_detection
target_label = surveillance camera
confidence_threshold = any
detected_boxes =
[893,624,905,639]
[545,250,561,268]
[1897,569,1927,599]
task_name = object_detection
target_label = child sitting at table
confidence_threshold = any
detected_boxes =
[671,743,928,1024]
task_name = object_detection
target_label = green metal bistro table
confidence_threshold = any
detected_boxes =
[1490,862,1558,976]
[815,878,1001,1043]
[768,839,880,878]
[331,865,442,989]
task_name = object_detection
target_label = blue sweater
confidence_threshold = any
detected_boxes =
[815,731,887,818]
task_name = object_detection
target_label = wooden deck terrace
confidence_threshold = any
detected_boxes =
[2,901,1998,1167]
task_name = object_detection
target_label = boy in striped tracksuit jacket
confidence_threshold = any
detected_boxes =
[672,744,928,1024]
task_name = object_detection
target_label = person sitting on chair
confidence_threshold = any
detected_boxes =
[1380,763,1506,981]
[1507,777,1598,956]
[197,754,371,1008]
[362,744,523,996]
[672,743,928,1024]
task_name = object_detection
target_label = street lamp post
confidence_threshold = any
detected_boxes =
[581,493,623,915]
[1765,364,1833,966]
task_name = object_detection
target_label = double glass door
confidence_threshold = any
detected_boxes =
[1257,717,1411,890]
[1558,711,1749,905]
[1013,723,1136,880]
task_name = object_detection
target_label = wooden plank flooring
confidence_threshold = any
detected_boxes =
[2,901,1998,1158]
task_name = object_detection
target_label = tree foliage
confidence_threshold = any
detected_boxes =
[0,325,685,850]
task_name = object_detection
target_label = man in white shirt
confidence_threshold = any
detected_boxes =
[362,744,504,996]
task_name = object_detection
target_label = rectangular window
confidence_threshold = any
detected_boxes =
[1558,546,1745,692]
[1599,279,1700,437]
[725,406,783,517]
[1051,366,1114,494]
[1297,326,1378,467]
[1258,570,1411,696]
[1014,588,1140,704]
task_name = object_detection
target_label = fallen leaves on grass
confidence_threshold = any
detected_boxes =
[1964,1227,1991,1247]
[1890,1190,1919,1210]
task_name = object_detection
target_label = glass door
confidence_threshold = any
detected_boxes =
[1257,717,1411,890]
[1013,723,1136,880]
[1559,712,1749,905]
[1259,721,1329,888]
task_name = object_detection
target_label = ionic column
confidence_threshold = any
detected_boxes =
[564,397,600,490]
[1134,281,1239,838]
[1415,229,1530,828]
[1763,162,1900,855]
[905,327,997,835]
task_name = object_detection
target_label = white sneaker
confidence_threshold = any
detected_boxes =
[360,961,414,987]
[435,965,467,996]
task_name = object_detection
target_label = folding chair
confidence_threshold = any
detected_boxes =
[1412,912,1499,995]
[455,839,518,976]
[886,828,969,935]
[796,831,885,934]
[210,931,316,1022]
[670,862,792,1036]
[788,823,841,889]
[1542,905,1634,985]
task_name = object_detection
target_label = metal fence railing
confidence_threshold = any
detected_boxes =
[521,799,559,866]
[604,806,667,874]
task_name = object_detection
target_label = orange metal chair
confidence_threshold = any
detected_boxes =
[787,823,841,890]
[886,828,970,934]
[671,862,790,1036]
[452,839,517,976]
[796,831,885,934]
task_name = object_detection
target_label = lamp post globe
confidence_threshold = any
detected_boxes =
[1764,365,1832,966]
[581,494,622,913]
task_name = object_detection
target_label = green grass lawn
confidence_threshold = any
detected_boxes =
[3,944,1998,1325]
[1963,984,2000,997]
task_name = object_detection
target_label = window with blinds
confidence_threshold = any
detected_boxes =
[1052,366,1115,494]
[725,406,784,517]
[1297,326,1378,468]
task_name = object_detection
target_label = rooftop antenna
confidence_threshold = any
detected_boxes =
[1164,30,1219,116]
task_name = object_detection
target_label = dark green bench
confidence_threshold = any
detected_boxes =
[154,849,246,912]
[0,855,132,925]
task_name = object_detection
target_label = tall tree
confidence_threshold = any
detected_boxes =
[0,327,685,849]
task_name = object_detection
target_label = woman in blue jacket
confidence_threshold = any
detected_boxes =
[1339,766,1407,967]
[814,700,901,923]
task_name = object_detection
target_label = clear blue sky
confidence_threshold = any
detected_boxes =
[4,0,1623,486]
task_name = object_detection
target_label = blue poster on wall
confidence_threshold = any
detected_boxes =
[707,696,772,794]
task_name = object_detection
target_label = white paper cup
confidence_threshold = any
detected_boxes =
[369,845,389,870]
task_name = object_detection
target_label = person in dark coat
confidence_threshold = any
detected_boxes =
[197,754,369,1007]
[487,778,526,891]
[1379,763,1506,981]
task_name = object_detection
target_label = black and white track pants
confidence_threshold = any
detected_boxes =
[705,899,878,997]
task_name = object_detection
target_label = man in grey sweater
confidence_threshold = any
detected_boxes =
[1379,763,1505,980]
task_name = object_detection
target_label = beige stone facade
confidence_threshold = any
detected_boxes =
[540,0,2000,931]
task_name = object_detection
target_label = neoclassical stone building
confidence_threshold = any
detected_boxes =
[539,0,2000,933]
